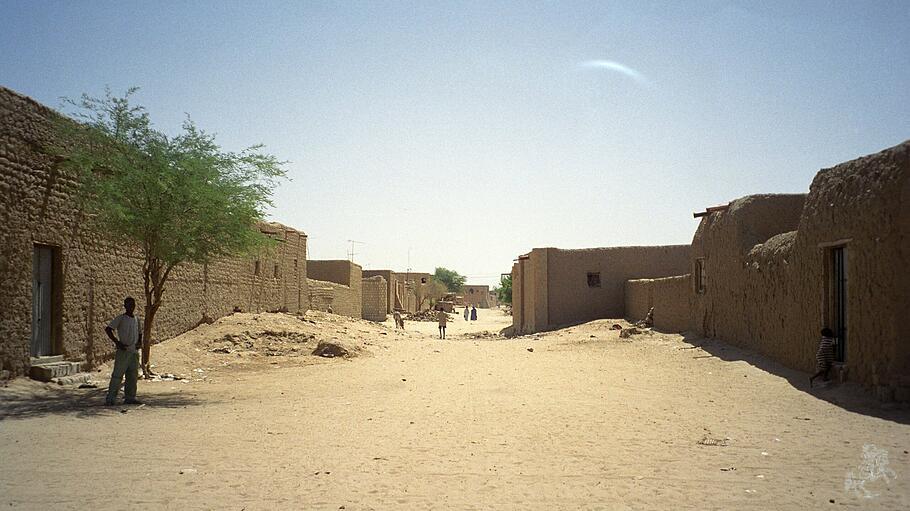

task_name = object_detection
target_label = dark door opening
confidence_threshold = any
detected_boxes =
[31,245,56,357]
[830,246,847,362]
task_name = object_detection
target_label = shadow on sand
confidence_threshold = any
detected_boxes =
[675,332,910,426]
[0,381,204,421]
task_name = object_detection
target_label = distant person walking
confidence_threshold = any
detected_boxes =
[105,297,143,406]
[437,309,448,339]
[470,305,477,321]
[809,328,837,388]
[464,305,470,321]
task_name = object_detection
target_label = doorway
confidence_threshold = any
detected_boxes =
[829,246,847,362]
[31,245,58,357]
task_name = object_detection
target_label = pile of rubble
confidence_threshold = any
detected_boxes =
[207,329,318,357]
[464,330,501,340]
[405,309,451,322]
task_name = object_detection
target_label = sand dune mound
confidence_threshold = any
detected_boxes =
[148,311,390,377]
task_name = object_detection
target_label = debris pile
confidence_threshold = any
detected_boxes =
[635,307,654,328]
[406,310,451,322]
[464,330,500,340]
[619,326,654,339]
[312,340,361,358]
[207,330,317,357]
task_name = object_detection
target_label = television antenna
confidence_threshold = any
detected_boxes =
[347,239,365,263]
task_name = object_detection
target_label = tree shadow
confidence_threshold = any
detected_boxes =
[677,332,910,426]
[0,381,205,421]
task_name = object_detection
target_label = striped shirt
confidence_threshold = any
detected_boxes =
[816,336,836,370]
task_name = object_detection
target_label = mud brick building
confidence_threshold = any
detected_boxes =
[306,259,362,319]
[622,142,910,400]
[511,245,690,334]
[462,285,491,308]
[0,86,308,378]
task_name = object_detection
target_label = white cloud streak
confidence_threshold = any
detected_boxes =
[578,60,651,86]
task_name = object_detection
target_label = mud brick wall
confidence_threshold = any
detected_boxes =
[306,260,362,319]
[391,271,432,313]
[362,269,395,313]
[361,276,388,322]
[463,285,490,308]
[625,275,692,332]
[306,278,359,318]
[691,142,910,399]
[512,245,690,334]
[0,86,308,378]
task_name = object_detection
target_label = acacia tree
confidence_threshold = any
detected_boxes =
[55,88,286,377]
[494,274,512,305]
[426,280,448,306]
[410,280,430,311]
[433,267,466,292]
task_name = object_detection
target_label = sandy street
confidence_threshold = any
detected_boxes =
[1,309,908,510]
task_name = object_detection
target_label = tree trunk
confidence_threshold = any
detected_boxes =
[141,255,171,378]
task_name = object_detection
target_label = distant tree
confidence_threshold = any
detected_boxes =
[426,280,448,306]
[54,87,286,377]
[411,280,429,311]
[433,267,466,292]
[495,274,512,305]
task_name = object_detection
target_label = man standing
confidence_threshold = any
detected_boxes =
[105,296,143,406]
[437,309,448,339]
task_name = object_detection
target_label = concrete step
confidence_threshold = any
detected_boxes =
[29,361,83,382]
[51,373,97,386]
[30,355,64,365]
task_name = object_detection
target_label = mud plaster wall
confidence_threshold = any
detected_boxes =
[0,86,308,377]
[361,276,388,322]
[512,245,690,334]
[306,260,362,319]
[625,275,692,332]
[546,246,691,327]
[362,270,395,313]
[391,272,432,313]
[306,278,357,318]
[511,261,524,332]
[690,194,807,377]
[692,143,910,399]
[463,285,490,308]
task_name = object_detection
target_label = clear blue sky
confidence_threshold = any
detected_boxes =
[2,1,908,287]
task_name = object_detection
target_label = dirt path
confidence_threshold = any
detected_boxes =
[1,313,908,510]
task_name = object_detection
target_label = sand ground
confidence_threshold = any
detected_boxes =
[1,308,908,510]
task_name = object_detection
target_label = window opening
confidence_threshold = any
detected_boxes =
[695,258,706,293]
[587,272,601,288]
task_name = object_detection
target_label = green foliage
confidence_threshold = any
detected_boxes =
[54,87,286,267]
[53,87,287,373]
[433,267,466,292]
[426,280,448,305]
[494,274,512,305]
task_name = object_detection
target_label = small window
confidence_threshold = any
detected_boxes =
[695,258,706,293]
[273,263,280,278]
[469,288,475,294]
[587,272,601,288]
[421,277,427,284]
[254,260,261,276]
[293,259,298,269]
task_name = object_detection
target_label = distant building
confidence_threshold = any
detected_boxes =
[462,285,491,308]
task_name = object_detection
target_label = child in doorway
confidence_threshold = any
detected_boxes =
[809,328,837,388]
